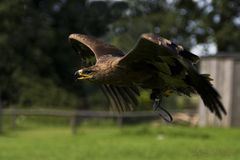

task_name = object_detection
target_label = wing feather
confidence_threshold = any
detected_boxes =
[69,34,124,67]
[101,85,139,112]
[119,33,199,65]
[104,85,122,112]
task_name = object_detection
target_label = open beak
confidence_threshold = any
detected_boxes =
[75,69,92,80]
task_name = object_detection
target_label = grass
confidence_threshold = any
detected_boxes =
[0,120,240,160]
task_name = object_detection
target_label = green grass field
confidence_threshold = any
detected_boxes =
[0,121,239,160]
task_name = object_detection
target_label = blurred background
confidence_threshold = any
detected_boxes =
[0,0,240,160]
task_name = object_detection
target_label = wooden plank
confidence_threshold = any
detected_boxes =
[232,61,240,126]
[216,59,234,127]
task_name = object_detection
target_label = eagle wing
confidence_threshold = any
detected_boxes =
[119,33,199,65]
[119,33,226,119]
[69,34,124,67]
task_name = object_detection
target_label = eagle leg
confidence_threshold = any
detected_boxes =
[153,97,161,111]
[151,89,173,122]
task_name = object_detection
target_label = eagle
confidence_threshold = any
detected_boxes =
[69,33,226,122]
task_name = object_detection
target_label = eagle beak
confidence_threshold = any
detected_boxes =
[75,69,92,80]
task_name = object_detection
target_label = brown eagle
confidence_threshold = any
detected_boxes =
[69,33,226,122]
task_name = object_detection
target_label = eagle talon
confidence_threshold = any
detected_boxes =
[158,107,173,123]
[152,97,173,123]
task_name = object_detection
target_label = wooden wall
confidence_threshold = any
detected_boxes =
[198,55,240,127]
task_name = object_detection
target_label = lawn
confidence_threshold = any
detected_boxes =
[0,121,239,160]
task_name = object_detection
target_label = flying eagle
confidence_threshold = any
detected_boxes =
[69,33,226,122]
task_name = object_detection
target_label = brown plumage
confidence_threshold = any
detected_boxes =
[69,33,226,121]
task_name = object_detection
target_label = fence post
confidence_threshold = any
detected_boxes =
[0,93,3,133]
[11,106,17,129]
[117,115,123,127]
[70,115,79,135]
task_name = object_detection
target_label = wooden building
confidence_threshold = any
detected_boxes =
[198,54,240,127]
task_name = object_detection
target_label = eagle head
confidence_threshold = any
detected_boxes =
[75,67,97,80]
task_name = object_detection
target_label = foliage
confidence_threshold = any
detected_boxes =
[108,0,240,53]
[0,0,126,108]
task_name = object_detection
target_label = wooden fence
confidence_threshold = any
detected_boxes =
[2,108,197,134]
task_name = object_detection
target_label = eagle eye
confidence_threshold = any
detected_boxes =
[84,70,93,74]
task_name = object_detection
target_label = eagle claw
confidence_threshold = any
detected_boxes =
[153,97,173,123]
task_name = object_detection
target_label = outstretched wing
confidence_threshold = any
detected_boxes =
[119,33,226,119]
[119,33,199,65]
[69,34,124,67]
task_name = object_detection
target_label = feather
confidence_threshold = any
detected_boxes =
[69,34,124,68]
[100,85,139,112]
[178,58,226,119]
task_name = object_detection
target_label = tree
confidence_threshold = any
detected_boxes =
[0,0,127,108]
[107,0,240,53]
